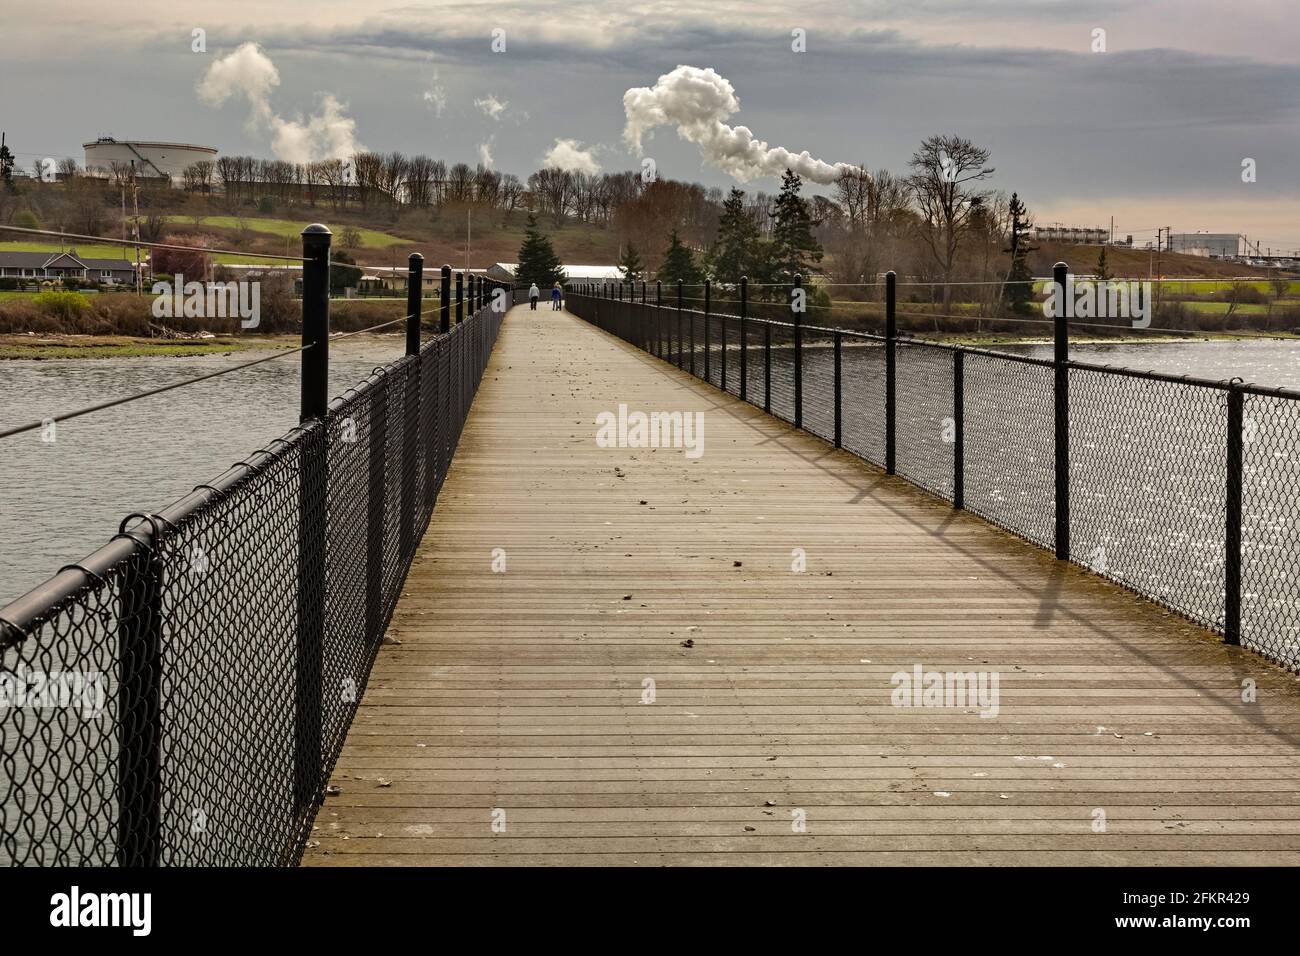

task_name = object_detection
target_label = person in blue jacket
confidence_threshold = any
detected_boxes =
[551,283,562,310]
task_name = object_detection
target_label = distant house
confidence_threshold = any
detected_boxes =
[0,251,137,285]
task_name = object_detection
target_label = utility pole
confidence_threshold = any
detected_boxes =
[130,160,142,296]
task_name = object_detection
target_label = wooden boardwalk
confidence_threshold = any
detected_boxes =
[303,304,1300,866]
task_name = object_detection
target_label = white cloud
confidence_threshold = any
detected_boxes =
[198,42,362,162]
[622,65,861,184]
[474,94,508,120]
[543,138,601,174]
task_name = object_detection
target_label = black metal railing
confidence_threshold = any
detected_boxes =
[566,270,1300,674]
[0,229,510,866]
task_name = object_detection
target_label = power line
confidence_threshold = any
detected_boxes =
[0,224,308,263]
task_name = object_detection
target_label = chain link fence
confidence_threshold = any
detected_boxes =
[567,284,1300,674]
[0,292,508,866]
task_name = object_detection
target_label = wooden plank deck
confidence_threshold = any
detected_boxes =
[303,303,1300,866]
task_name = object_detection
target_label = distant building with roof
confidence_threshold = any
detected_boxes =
[486,263,621,284]
[0,250,138,285]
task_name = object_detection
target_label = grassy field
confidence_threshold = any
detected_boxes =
[165,215,406,249]
[0,239,256,265]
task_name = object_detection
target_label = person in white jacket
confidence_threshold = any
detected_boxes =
[528,282,540,310]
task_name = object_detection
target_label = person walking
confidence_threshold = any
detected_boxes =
[551,283,562,311]
[528,282,540,310]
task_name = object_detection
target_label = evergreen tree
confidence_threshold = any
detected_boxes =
[1002,192,1037,315]
[515,212,566,288]
[707,188,759,286]
[769,169,823,286]
[657,230,703,286]
[0,136,14,189]
[618,243,644,282]
[1095,246,1112,281]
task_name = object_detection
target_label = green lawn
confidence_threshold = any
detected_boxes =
[0,240,145,261]
[166,216,406,249]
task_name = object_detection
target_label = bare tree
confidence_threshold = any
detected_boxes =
[905,135,995,306]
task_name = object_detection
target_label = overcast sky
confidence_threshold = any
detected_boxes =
[5,0,1298,249]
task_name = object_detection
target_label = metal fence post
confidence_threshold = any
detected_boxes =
[740,276,749,401]
[406,254,423,356]
[704,279,712,383]
[689,286,696,375]
[885,270,896,475]
[793,274,803,428]
[456,271,464,326]
[763,322,771,412]
[439,265,451,333]
[401,253,422,565]
[296,223,330,813]
[1053,261,1070,560]
[1225,385,1243,644]
[954,349,965,509]
[834,329,842,447]
[654,280,662,357]
[677,280,684,369]
[116,525,162,866]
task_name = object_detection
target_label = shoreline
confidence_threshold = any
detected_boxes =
[2,328,1297,360]
[0,331,403,360]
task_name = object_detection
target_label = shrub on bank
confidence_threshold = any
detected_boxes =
[32,291,92,323]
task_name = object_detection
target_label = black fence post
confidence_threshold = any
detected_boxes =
[439,265,451,333]
[720,302,728,393]
[833,329,842,447]
[1225,385,1243,644]
[641,280,646,305]
[689,287,696,375]
[116,524,162,866]
[793,273,803,429]
[296,223,330,814]
[740,276,749,402]
[655,280,662,357]
[953,350,965,509]
[764,322,771,413]
[677,280,684,369]
[1053,261,1070,560]
[406,253,423,356]
[455,271,464,326]
[704,279,712,383]
[401,253,422,566]
[885,270,896,475]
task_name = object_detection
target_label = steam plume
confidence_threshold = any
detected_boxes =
[623,65,860,184]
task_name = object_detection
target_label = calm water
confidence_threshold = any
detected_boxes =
[0,336,405,606]
[3,335,1300,609]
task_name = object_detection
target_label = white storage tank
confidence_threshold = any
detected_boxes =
[82,138,218,183]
